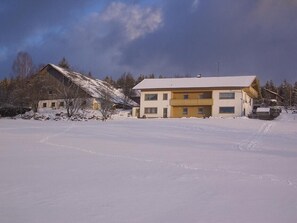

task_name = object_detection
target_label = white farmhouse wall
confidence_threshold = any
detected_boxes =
[140,91,171,118]
[38,99,66,109]
[38,98,95,110]
[242,91,254,116]
[212,90,243,117]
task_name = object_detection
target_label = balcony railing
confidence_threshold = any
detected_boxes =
[170,98,213,106]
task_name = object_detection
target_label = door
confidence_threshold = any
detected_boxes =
[163,108,168,118]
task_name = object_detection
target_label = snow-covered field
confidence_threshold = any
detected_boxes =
[1,113,297,223]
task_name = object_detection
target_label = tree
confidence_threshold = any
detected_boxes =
[103,75,116,87]
[26,73,48,112]
[12,51,34,77]
[58,57,70,69]
[56,79,87,117]
[98,87,115,121]
[0,78,10,106]
[116,72,135,107]
[278,80,292,107]
[292,81,297,108]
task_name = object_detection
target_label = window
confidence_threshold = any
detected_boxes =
[163,93,168,100]
[198,107,204,114]
[51,102,56,108]
[219,92,235,99]
[219,107,235,114]
[42,103,47,108]
[59,102,64,107]
[48,90,53,95]
[183,107,188,115]
[199,92,212,99]
[183,94,189,99]
[144,107,157,114]
[145,94,158,101]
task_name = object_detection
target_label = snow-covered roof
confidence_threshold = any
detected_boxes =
[44,64,138,106]
[133,76,257,90]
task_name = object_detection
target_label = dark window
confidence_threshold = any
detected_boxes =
[219,92,235,99]
[183,107,188,115]
[145,94,158,101]
[59,102,64,107]
[163,93,168,100]
[144,107,157,114]
[199,92,212,99]
[51,102,56,108]
[43,103,47,108]
[219,107,235,113]
[48,90,53,95]
[184,94,189,99]
[198,107,204,114]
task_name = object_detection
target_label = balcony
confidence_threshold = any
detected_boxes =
[170,98,213,106]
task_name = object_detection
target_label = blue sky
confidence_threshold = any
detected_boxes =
[0,0,297,84]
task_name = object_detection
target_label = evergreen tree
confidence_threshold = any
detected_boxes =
[116,73,135,107]
[278,80,292,107]
[103,76,116,87]
[292,81,297,107]
[262,80,278,100]
[58,57,70,69]
[136,74,145,84]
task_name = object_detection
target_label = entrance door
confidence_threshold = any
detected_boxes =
[163,108,168,118]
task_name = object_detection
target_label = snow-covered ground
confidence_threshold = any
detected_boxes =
[1,112,297,223]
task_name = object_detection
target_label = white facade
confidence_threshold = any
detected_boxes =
[134,76,259,119]
[212,90,253,117]
[138,90,254,118]
[38,98,98,110]
[139,91,171,118]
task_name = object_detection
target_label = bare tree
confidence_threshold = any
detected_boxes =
[56,79,88,117]
[98,87,115,121]
[26,73,48,112]
[12,52,34,77]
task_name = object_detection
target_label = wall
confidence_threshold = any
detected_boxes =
[140,91,171,118]
[212,90,245,117]
[38,98,95,110]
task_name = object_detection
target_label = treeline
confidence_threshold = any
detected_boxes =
[1,51,297,112]
[261,80,297,107]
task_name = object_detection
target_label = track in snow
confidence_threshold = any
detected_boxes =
[237,121,273,151]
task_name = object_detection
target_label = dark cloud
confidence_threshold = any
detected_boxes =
[1,0,297,84]
[120,0,297,83]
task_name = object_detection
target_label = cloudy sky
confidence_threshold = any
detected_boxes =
[0,0,297,83]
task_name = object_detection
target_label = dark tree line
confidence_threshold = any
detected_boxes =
[1,52,297,117]
[261,80,297,107]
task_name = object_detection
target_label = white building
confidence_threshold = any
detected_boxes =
[133,76,261,118]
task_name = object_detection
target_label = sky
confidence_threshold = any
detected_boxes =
[0,0,297,84]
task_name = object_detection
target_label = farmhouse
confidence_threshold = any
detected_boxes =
[133,76,261,118]
[38,64,137,110]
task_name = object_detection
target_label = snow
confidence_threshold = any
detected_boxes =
[1,113,297,223]
[256,107,270,112]
[47,64,138,106]
[133,75,257,90]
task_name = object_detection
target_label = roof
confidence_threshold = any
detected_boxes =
[42,64,138,106]
[133,76,257,90]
